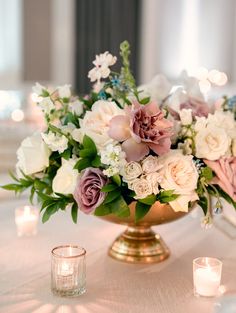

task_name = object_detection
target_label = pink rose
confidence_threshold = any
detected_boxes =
[74,167,108,214]
[204,157,236,202]
[108,102,173,162]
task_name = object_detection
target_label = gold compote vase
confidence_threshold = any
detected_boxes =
[100,202,188,264]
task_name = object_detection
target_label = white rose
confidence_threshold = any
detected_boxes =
[79,100,125,150]
[16,133,51,176]
[69,99,83,116]
[41,131,68,154]
[195,125,231,160]
[58,84,71,98]
[39,97,54,114]
[121,161,143,182]
[145,173,162,195]
[194,116,208,132]
[142,155,162,174]
[207,110,236,139]
[179,109,193,125]
[131,178,153,199]
[52,159,78,195]
[158,150,199,212]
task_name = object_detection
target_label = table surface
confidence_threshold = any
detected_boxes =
[0,192,235,313]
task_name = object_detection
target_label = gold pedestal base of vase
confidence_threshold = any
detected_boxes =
[108,226,170,264]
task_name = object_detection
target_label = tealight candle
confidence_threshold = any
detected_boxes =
[193,257,222,297]
[51,245,86,297]
[15,205,39,237]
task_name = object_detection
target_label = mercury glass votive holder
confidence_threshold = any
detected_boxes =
[51,245,86,297]
[193,257,222,297]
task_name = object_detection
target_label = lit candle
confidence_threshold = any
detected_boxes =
[193,257,222,297]
[15,206,39,237]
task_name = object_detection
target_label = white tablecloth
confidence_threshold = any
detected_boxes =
[0,195,235,313]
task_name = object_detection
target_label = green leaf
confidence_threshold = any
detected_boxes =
[34,180,47,191]
[158,190,179,203]
[217,186,236,210]
[79,149,95,158]
[101,184,118,192]
[198,196,208,215]
[30,187,35,204]
[103,190,121,204]
[135,202,151,222]
[1,183,21,191]
[8,171,19,182]
[94,204,111,216]
[139,97,150,105]
[201,167,213,182]
[112,174,121,186]
[60,148,71,160]
[71,202,78,223]
[110,196,130,218]
[41,89,50,97]
[138,194,156,205]
[91,155,101,167]
[42,203,59,223]
[74,158,91,171]
[83,135,97,154]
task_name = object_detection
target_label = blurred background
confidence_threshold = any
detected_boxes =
[0,0,236,175]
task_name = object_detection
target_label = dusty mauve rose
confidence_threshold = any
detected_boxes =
[74,167,108,214]
[109,102,173,162]
[204,157,236,202]
[180,97,209,118]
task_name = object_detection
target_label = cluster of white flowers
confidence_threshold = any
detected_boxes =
[194,110,236,160]
[101,143,126,177]
[88,52,117,83]
[41,131,68,154]
[120,156,163,199]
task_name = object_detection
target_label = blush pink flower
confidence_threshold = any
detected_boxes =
[74,167,108,214]
[204,157,236,202]
[108,102,173,162]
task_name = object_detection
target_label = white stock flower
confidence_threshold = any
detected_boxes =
[88,51,117,82]
[71,128,83,143]
[101,144,126,167]
[38,97,54,114]
[103,166,119,177]
[58,84,71,98]
[178,138,193,155]
[195,125,231,160]
[158,150,199,212]
[32,82,47,96]
[78,100,124,150]
[41,131,68,154]
[120,161,143,182]
[131,178,153,199]
[52,159,78,194]
[16,133,51,176]
[179,109,193,125]
[60,123,76,135]
[69,99,83,116]
[142,155,162,174]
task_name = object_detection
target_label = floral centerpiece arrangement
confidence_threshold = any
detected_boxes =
[3,41,236,229]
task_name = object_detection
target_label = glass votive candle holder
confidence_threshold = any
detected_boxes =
[193,257,222,297]
[51,245,86,297]
[15,205,39,237]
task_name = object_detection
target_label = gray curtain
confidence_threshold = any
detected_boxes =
[75,0,140,94]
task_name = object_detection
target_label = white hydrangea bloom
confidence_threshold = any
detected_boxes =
[88,51,117,82]
[58,84,71,98]
[41,131,68,154]
[38,97,54,114]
